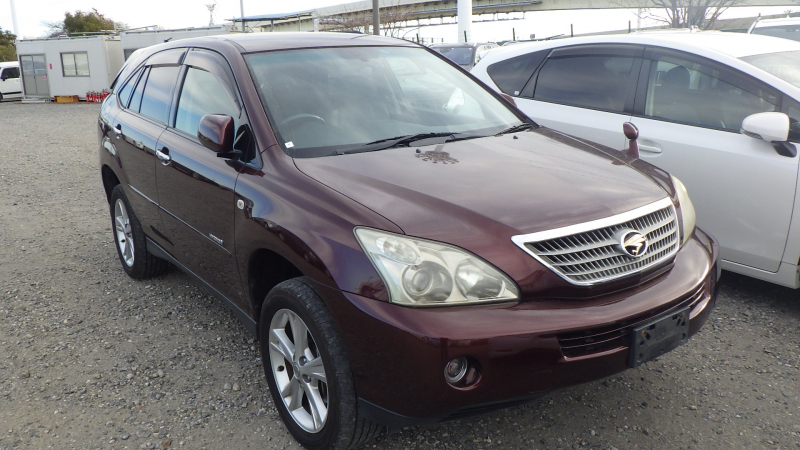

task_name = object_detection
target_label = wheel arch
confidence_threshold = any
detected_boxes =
[101,164,121,203]
[248,248,304,335]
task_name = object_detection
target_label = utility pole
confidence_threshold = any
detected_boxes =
[373,0,380,35]
[457,0,472,43]
[10,0,20,36]
[240,0,245,32]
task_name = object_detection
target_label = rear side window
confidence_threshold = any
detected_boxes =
[487,50,548,96]
[139,66,180,124]
[534,55,636,112]
[116,67,144,108]
[128,68,148,112]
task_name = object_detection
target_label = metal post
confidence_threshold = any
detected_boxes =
[512,27,516,41]
[457,0,472,43]
[240,0,245,32]
[373,0,380,35]
[570,24,574,37]
[10,0,20,36]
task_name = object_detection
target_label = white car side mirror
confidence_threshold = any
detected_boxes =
[741,112,796,157]
[741,112,789,142]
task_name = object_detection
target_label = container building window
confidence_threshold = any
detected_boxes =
[62,52,90,77]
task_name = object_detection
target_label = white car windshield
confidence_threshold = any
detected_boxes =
[742,50,800,88]
[246,46,523,157]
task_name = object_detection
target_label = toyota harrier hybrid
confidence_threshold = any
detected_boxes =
[98,33,718,450]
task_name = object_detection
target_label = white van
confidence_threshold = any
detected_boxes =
[0,61,22,100]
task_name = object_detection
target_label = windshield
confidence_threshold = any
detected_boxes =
[742,50,800,88]
[246,46,522,157]
[752,25,800,42]
[433,46,474,66]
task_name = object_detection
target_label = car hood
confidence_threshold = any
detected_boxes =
[295,128,667,240]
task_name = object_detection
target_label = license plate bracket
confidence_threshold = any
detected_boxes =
[628,306,689,368]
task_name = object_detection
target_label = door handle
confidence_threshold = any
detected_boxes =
[638,144,662,154]
[114,124,122,139]
[156,147,171,165]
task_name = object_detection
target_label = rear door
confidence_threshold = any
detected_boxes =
[631,47,799,272]
[111,61,180,237]
[513,44,642,150]
[155,48,250,303]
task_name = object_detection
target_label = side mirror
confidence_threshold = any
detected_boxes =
[198,114,237,158]
[500,93,516,107]
[741,112,796,157]
[623,122,639,159]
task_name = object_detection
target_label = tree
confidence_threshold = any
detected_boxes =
[635,0,745,29]
[0,27,16,62]
[44,8,127,37]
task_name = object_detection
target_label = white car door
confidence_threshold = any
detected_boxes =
[514,45,643,150]
[632,48,799,272]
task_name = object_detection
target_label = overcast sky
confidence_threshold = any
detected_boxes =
[1,0,794,43]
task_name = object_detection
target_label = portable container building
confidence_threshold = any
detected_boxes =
[15,35,123,101]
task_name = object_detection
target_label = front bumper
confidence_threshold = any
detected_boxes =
[314,228,718,426]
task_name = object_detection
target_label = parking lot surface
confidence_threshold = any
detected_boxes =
[1,102,799,450]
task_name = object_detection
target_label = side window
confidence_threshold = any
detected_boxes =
[534,55,635,112]
[782,97,800,142]
[2,67,20,79]
[487,50,548,96]
[175,67,240,137]
[116,67,144,109]
[128,67,148,113]
[139,66,180,124]
[643,56,778,131]
[61,52,89,77]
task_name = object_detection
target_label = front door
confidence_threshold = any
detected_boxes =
[155,50,247,303]
[19,55,49,98]
[633,48,800,272]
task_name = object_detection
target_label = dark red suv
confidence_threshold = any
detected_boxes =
[98,33,718,450]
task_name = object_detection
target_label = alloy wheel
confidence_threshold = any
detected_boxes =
[114,198,134,267]
[268,309,329,433]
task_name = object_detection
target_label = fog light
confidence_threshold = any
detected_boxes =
[444,356,468,384]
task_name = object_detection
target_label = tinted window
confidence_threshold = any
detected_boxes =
[752,25,800,42]
[175,67,240,137]
[2,67,20,78]
[116,67,144,109]
[534,55,635,112]
[782,97,800,142]
[644,57,778,131]
[434,47,473,66]
[487,50,548,96]
[139,66,179,124]
[128,67,148,112]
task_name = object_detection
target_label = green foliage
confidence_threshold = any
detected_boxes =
[0,27,16,62]
[46,9,124,37]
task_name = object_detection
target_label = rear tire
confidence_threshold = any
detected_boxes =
[260,277,382,450]
[109,185,167,279]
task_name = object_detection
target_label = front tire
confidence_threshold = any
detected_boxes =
[260,277,382,450]
[109,185,167,279]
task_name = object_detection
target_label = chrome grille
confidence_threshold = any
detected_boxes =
[511,198,679,285]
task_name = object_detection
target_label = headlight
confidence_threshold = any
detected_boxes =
[354,227,520,307]
[671,175,696,244]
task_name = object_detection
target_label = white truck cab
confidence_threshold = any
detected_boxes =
[0,61,22,100]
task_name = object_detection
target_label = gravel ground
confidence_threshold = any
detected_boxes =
[0,101,799,450]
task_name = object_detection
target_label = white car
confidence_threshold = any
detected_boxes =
[0,61,22,101]
[472,30,800,288]
[748,16,800,42]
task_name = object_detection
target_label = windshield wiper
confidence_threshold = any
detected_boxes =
[341,132,457,154]
[495,123,535,136]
